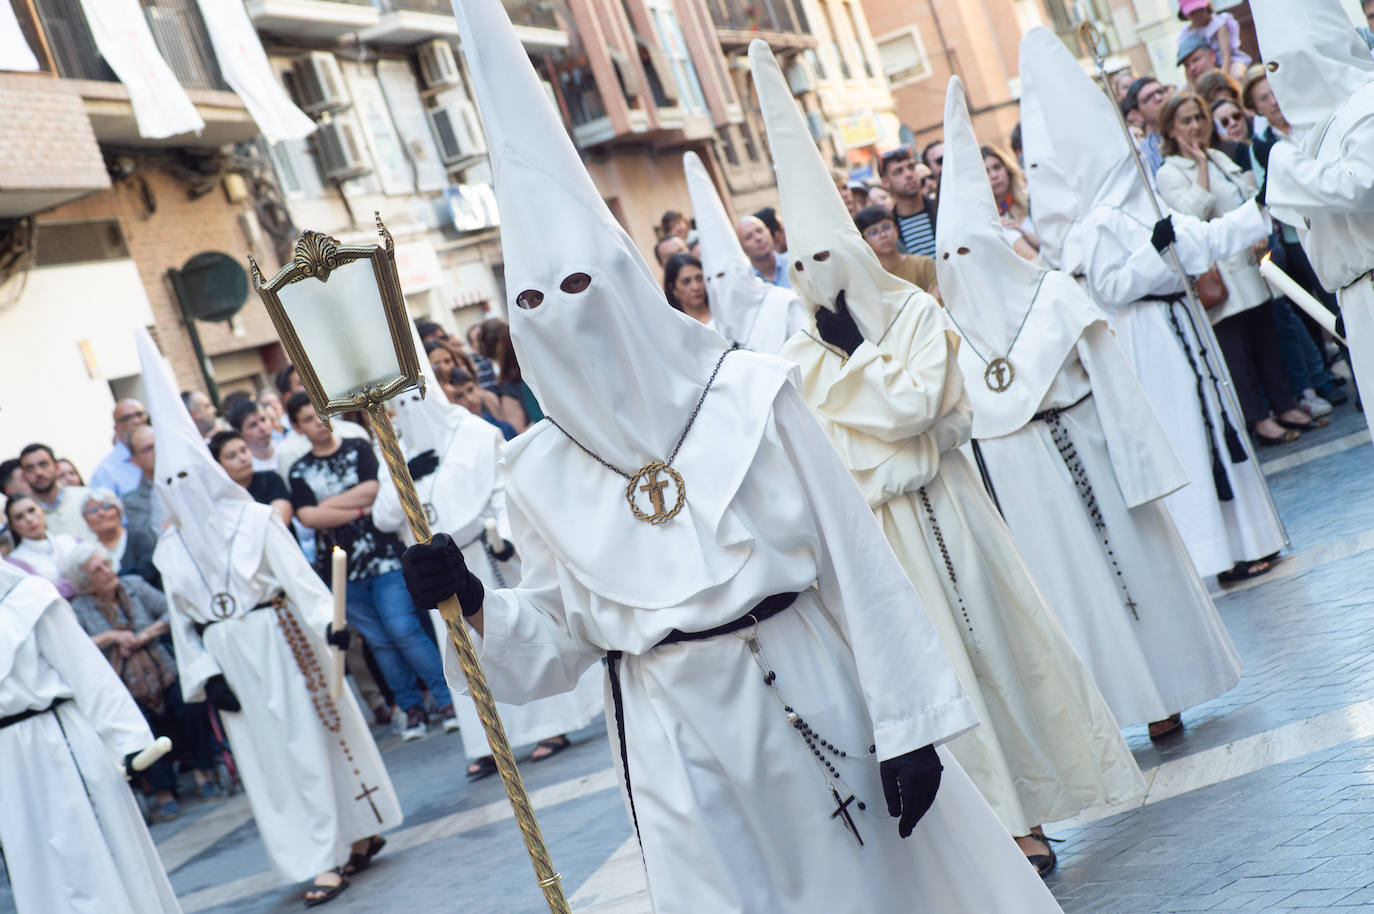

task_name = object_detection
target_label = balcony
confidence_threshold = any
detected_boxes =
[705,0,815,51]
[504,0,570,52]
[362,0,456,45]
[30,0,259,147]
[247,0,380,41]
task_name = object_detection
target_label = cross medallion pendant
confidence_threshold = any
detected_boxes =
[209,592,237,620]
[625,461,686,525]
[984,357,1015,393]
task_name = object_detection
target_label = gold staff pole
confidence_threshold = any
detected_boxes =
[250,215,570,914]
[1075,22,1289,546]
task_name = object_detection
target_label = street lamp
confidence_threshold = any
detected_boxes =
[249,215,570,914]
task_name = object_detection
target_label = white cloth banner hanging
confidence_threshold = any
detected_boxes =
[0,2,39,72]
[193,0,315,142]
[77,0,203,139]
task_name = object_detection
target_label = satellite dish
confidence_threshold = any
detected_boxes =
[175,252,249,323]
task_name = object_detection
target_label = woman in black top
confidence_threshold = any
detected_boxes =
[209,430,293,527]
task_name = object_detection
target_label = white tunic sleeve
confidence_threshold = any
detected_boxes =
[164,582,222,704]
[34,601,154,762]
[773,385,978,761]
[262,514,334,639]
[1267,117,1374,215]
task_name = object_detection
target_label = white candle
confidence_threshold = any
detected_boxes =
[128,737,173,777]
[330,546,347,699]
[484,517,506,556]
[1259,255,1345,344]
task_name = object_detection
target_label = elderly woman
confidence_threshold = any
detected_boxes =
[82,487,158,585]
[5,493,81,596]
[65,542,221,818]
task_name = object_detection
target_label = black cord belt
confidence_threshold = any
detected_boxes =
[1033,391,1093,423]
[1138,292,1187,303]
[0,697,68,730]
[605,590,802,848]
[193,593,285,637]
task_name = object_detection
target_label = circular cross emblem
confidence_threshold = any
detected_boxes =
[422,502,438,525]
[984,357,1015,393]
[209,592,237,620]
[626,461,686,525]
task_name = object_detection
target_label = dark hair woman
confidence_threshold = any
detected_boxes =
[477,318,540,434]
[662,252,712,327]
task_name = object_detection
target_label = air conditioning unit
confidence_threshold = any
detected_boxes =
[314,120,372,182]
[786,57,816,95]
[429,100,487,165]
[292,52,350,115]
[418,39,461,90]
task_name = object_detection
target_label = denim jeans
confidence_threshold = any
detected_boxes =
[1272,298,1335,398]
[346,570,450,712]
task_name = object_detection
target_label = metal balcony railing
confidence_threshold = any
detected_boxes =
[706,0,807,34]
[31,0,228,92]
[377,0,453,13]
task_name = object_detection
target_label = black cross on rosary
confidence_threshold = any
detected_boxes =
[831,788,864,847]
[355,782,383,823]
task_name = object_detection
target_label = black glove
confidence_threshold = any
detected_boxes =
[814,296,865,355]
[485,531,515,562]
[402,533,485,616]
[1150,216,1176,254]
[204,674,241,713]
[880,744,943,838]
[123,751,140,779]
[325,622,351,652]
[407,449,440,482]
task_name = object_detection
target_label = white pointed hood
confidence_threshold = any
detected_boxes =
[937,76,1101,437]
[683,150,806,352]
[454,0,789,609]
[454,0,728,475]
[391,322,498,533]
[1251,0,1374,128]
[750,40,915,342]
[1019,26,1153,270]
[137,327,266,581]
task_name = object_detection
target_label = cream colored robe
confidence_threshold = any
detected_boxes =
[780,293,1144,833]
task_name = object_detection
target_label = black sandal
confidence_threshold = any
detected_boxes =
[342,835,386,876]
[1022,834,1061,877]
[1148,712,1184,741]
[304,871,349,908]
[1277,415,1328,431]
[530,735,571,762]
[467,755,498,780]
[1216,559,1270,585]
[1254,428,1299,446]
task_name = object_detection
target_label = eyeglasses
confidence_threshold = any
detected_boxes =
[82,503,120,516]
[862,222,896,241]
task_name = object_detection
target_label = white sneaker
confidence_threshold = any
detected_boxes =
[440,707,460,733]
[400,708,428,742]
[1301,389,1333,417]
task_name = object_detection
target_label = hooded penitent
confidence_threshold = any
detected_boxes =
[749,40,915,342]
[936,76,1102,439]
[135,327,267,587]
[682,151,804,352]
[1018,27,1156,272]
[453,0,786,608]
[1250,0,1374,129]
[391,322,497,535]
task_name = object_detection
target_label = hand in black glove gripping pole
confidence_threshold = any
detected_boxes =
[814,293,866,355]
[204,674,241,713]
[402,533,485,616]
[1150,215,1176,254]
[325,622,351,651]
[406,449,440,482]
[880,744,943,838]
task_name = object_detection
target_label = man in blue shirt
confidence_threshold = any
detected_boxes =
[89,399,147,496]
[736,215,792,289]
[1122,77,1170,177]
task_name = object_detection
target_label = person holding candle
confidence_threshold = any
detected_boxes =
[137,329,399,908]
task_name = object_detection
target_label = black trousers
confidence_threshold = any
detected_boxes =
[1214,302,1297,426]
[139,677,216,792]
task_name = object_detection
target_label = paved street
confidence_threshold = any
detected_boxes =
[5,398,1374,913]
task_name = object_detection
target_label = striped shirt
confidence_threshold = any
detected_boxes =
[895,209,936,257]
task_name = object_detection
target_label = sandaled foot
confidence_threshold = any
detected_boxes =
[304,871,349,908]
[1217,559,1270,585]
[467,755,498,780]
[530,735,571,762]
[342,835,386,876]
[1016,834,1057,877]
[1277,411,1326,431]
[1148,713,1183,741]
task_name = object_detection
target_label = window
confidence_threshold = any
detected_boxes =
[877,29,932,86]
[645,0,707,114]
[843,2,875,79]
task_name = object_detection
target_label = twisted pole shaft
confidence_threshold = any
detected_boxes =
[367,403,570,914]
[1075,22,1288,546]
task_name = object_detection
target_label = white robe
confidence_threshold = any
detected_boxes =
[728,284,810,355]
[372,425,603,759]
[155,511,402,882]
[971,327,1243,725]
[0,574,181,914]
[1067,202,1285,576]
[476,352,1063,913]
[781,297,1143,835]
[1267,85,1374,439]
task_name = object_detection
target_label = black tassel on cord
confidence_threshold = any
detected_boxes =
[1222,416,1248,464]
[1211,446,1235,502]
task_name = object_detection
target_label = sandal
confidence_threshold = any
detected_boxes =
[530,735,571,762]
[1254,428,1299,446]
[304,871,349,908]
[1216,559,1270,585]
[1277,415,1328,431]
[342,835,386,876]
[466,755,498,780]
[1148,713,1183,741]
[1021,834,1060,878]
